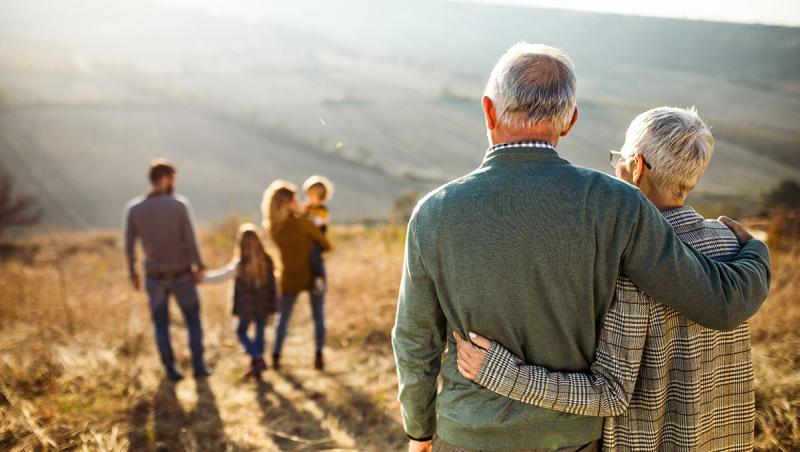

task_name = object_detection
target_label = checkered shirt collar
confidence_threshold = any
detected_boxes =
[483,141,557,161]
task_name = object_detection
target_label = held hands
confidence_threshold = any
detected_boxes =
[193,266,206,285]
[718,216,754,244]
[453,331,492,381]
[129,274,141,292]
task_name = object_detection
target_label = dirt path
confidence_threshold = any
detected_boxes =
[122,313,404,452]
[112,225,409,451]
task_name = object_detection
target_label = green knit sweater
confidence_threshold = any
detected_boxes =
[392,143,770,451]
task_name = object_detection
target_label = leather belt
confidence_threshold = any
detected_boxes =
[146,268,192,280]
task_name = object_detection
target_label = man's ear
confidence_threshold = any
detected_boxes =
[560,106,579,137]
[632,154,645,185]
[482,96,497,131]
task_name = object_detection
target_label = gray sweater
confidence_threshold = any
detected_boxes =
[392,142,771,451]
[124,193,205,277]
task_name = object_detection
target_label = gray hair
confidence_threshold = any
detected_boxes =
[622,106,714,199]
[484,42,577,131]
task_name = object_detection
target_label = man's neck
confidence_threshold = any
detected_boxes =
[489,127,560,148]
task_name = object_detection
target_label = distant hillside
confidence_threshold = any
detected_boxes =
[0,0,798,230]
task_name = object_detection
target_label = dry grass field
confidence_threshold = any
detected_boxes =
[0,215,798,451]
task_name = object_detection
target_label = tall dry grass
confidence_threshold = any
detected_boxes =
[0,215,797,450]
[0,221,407,451]
[747,213,800,450]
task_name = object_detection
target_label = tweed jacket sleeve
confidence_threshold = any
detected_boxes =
[475,276,649,416]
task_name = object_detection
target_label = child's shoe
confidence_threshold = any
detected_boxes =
[244,358,258,380]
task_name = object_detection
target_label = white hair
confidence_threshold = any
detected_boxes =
[622,106,714,199]
[484,42,577,131]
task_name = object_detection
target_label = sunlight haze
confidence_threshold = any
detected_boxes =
[463,0,800,27]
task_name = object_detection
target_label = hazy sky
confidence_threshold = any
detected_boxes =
[465,0,800,27]
[161,0,800,27]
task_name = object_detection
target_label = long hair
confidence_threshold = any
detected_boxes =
[261,180,297,235]
[233,223,272,286]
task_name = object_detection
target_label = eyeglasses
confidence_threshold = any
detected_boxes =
[609,150,652,170]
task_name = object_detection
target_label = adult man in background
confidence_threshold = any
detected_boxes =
[124,159,211,381]
[392,43,770,451]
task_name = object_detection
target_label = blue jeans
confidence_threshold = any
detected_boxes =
[237,316,267,358]
[272,291,325,356]
[145,275,206,374]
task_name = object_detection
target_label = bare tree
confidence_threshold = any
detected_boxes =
[0,168,42,236]
[764,179,800,213]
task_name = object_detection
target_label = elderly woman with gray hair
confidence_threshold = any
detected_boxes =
[454,106,758,451]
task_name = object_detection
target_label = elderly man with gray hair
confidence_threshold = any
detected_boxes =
[392,43,770,452]
[455,106,759,451]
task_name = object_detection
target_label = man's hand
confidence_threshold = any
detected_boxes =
[408,439,432,452]
[193,267,206,284]
[718,216,754,244]
[453,331,491,381]
[129,274,141,292]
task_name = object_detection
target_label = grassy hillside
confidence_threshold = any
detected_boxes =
[0,222,406,450]
[0,216,798,450]
[0,0,798,230]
